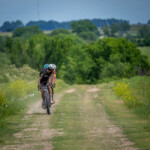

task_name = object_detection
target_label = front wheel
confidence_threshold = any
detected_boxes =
[47,106,50,114]
[44,91,50,115]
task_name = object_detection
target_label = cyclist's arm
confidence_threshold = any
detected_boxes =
[38,77,41,86]
[38,73,44,88]
[52,77,56,85]
[48,74,53,86]
[52,70,56,85]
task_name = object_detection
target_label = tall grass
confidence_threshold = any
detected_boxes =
[0,65,39,145]
[113,80,142,108]
[100,82,150,149]
[0,65,38,118]
[7,79,36,99]
[113,76,150,117]
[0,80,37,118]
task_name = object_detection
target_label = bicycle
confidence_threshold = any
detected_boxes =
[42,85,51,115]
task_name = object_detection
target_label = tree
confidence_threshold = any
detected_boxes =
[102,22,130,37]
[71,20,100,36]
[49,28,71,36]
[71,20,100,42]
[0,20,24,32]
[13,26,42,40]
[26,34,47,69]
[138,25,149,38]
[10,39,28,67]
[78,31,98,41]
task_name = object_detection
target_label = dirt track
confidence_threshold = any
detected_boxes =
[1,86,138,150]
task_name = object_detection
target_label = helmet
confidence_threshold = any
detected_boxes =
[44,64,49,69]
[49,64,56,70]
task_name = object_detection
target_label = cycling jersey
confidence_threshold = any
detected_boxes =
[39,69,52,85]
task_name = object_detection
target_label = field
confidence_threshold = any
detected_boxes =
[0,27,150,149]
[139,46,150,62]
[0,76,150,150]
[0,32,12,37]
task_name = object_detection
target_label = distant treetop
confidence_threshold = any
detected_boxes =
[0,18,129,32]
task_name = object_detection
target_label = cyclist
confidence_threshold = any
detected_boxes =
[43,64,56,104]
[38,65,54,108]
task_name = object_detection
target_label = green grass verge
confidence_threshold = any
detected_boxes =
[98,81,150,150]
[139,46,150,62]
[0,64,40,145]
[55,79,69,92]
[127,76,150,117]
[0,90,40,145]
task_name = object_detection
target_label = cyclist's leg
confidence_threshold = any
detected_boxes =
[48,85,53,103]
[41,89,44,100]
[48,75,53,103]
[51,75,55,103]
[40,83,47,108]
[40,88,46,108]
[40,84,45,101]
[52,88,55,103]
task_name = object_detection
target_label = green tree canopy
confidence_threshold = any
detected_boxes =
[71,20,100,35]
[13,26,42,40]
[71,20,100,41]
[1,31,149,84]
[49,28,71,36]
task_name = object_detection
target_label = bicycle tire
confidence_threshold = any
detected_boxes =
[44,91,50,115]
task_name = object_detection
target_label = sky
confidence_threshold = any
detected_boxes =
[0,0,150,26]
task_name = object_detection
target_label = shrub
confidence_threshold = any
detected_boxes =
[0,65,39,83]
[113,81,142,108]
[7,79,36,100]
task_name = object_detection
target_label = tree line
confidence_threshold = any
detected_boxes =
[0,18,129,32]
[0,20,149,84]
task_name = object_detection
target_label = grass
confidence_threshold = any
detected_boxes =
[139,46,150,62]
[0,78,67,146]
[99,79,150,149]
[0,64,40,144]
[50,84,138,150]
[126,76,150,117]
[0,90,40,144]
[50,85,86,150]
[0,32,12,37]
[0,64,149,150]
[50,77,150,150]
[55,79,69,92]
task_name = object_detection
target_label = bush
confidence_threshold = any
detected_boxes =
[113,77,150,117]
[7,79,35,100]
[0,65,39,83]
[113,81,142,108]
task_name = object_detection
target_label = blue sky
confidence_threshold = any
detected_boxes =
[0,0,150,26]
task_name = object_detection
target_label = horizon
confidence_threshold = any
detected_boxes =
[0,17,147,27]
[0,0,150,26]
